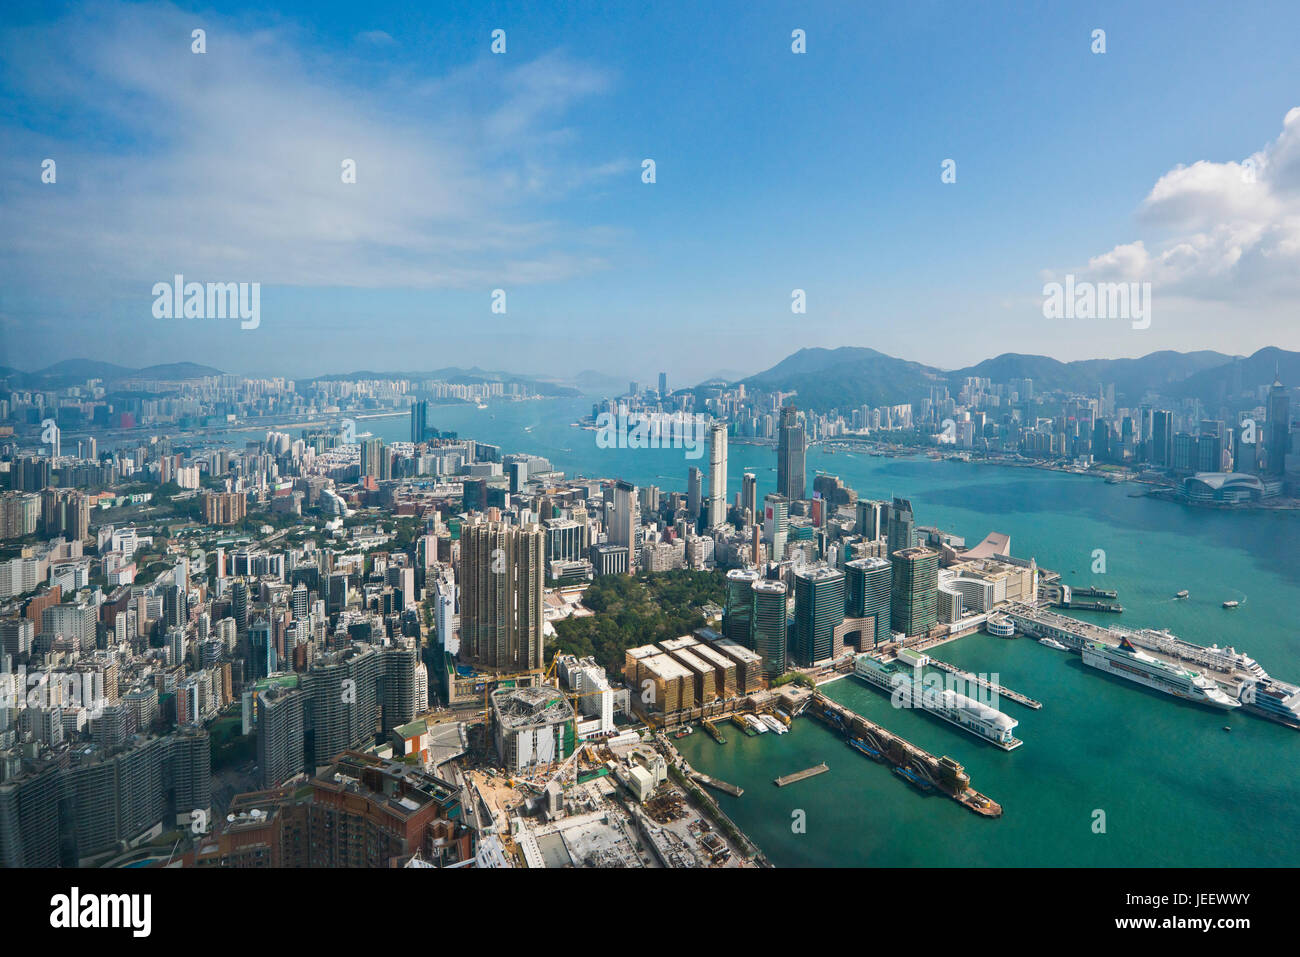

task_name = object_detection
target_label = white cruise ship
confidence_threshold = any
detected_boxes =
[1081,638,1240,710]
[854,655,1022,750]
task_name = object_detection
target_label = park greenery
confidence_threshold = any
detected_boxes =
[550,568,726,675]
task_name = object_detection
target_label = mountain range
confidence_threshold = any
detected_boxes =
[730,346,1299,413]
[6,347,1297,412]
[0,360,225,390]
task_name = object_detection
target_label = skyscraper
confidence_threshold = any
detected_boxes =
[741,472,757,523]
[1267,376,1290,475]
[707,423,728,528]
[360,438,387,480]
[609,480,638,555]
[887,497,916,558]
[792,565,845,666]
[856,499,887,540]
[1151,410,1174,468]
[658,372,668,398]
[459,520,546,672]
[777,406,806,500]
[751,579,788,678]
[846,556,892,646]
[410,400,429,444]
[257,683,306,788]
[763,493,789,561]
[724,568,760,645]
[686,467,702,522]
[890,546,939,638]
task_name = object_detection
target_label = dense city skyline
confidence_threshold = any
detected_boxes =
[1,0,1293,925]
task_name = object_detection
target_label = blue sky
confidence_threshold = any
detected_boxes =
[2,0,1299,382]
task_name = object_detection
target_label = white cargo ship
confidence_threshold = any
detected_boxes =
[1081,638,1240,710]
[854,655,1022,750]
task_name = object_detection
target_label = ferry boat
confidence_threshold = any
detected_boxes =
[673,726,693,739]
[744,714,769,734]
[854,655,1023,750]
[1038,637,1068,651]
[1080,638,1240,710]
[758,714,788,734]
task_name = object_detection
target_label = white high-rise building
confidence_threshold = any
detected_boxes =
[708,423,728,528]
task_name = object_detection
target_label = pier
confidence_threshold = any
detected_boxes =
[1057,599,1124,613]
[808,692,1002,817]
[1071,586,1118,599]
[774,763,829,787]
[927,657,1043,710]
[690,771,744,797]
[1005,603,1264,705]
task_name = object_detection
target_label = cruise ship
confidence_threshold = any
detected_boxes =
[854,655,1022,750]
[1081,638,1240,710]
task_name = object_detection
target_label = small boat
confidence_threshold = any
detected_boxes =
[1222,600,1240,609]
[1175,590,1189,599]
[1039,637,1068,651]
[1223,726,1231,732]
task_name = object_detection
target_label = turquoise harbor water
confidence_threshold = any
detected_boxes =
[254,397,1300,865]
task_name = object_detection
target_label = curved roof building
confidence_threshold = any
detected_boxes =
[1182,472,1268,504]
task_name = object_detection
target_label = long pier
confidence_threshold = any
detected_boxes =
[926,657,1043,710]
[774,763,829,787]
[690,771,743,797]
[808,692,1002,817]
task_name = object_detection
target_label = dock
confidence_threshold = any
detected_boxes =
[690,771,743,797]
[808,692,1002,817]
[1056,599,1124,613]
[927,658,1042,710]
[1071,586,1117,599]
[731,713,758,736]
[774,763,829,787]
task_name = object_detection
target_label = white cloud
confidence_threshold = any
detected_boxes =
[0,1,625,291]
[1066,108,1300,302]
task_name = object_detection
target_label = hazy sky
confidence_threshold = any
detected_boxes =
[2,0,1299,384]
